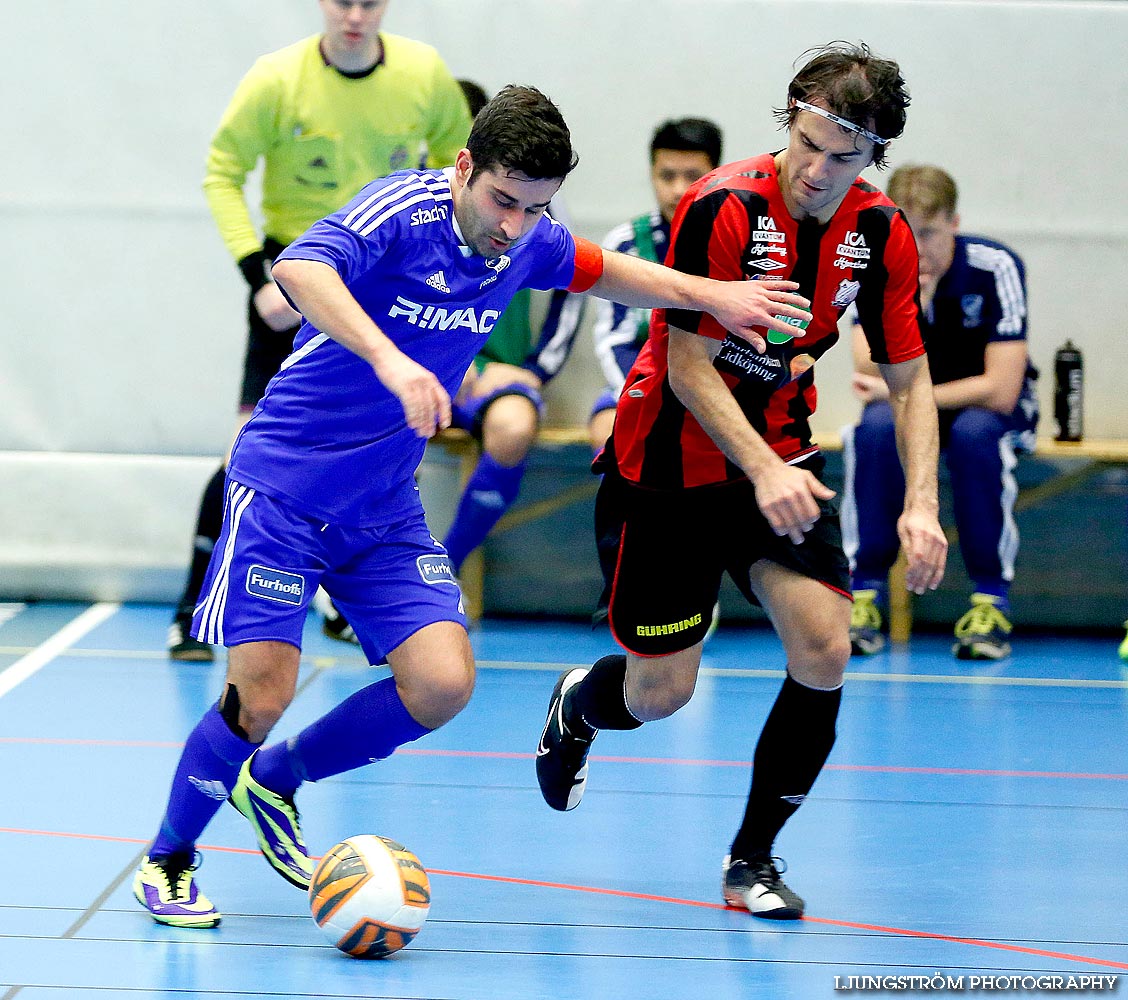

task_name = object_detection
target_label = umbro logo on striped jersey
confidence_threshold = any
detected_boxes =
[748,257,787,271]
[426,270,452,293]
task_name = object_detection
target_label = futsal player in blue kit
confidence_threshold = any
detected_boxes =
[133,84,814,927]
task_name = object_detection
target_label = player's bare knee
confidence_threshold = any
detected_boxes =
[433,664,474,718]
[220,682,288,743]
[790,633,849,689]
[486,430,534,467]
[401,661,474,728]
[484,415,537,465]
[627,664,696,720]
[645,684,694,719]
[482,398,538,465]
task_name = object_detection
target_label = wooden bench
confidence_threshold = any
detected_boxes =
[883,437,1128,641]
[430,427,1128,634]
[429,426,592,620]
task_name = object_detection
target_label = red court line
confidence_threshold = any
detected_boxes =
[3,737,1125,780]
[424,867,1128,971]
[0,827,259,856]
[2,824,1125,970]
[430,867,730,910]
[808,916,1128,971]
[399,748,1128,781]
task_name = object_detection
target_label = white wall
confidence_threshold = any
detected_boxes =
[2,0,1126,597]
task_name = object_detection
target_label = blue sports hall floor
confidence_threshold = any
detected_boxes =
[2,601,1126,999]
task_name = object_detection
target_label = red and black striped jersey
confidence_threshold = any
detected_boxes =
[609,152,925,491]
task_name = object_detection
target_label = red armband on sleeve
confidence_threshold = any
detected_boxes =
[567,236,604,292]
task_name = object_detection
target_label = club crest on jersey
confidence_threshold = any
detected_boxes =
[832,278,861,308]
[417,554,458,586]
[246,565,305,606]
[479,254,511,289]
[961,294,984,327]
[389,295,500,335]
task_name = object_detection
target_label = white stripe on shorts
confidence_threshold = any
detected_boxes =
[196,482,256,646]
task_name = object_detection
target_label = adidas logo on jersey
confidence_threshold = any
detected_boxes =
[426,270,451,293]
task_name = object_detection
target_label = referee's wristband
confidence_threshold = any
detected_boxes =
[237,249,273,293]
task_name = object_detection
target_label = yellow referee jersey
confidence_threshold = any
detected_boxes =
[204,33,472,262]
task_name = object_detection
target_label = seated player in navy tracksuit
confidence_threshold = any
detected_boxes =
[843,164,1038,660]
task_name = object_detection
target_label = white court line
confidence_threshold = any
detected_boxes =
[0,602,120,699]
[0,603,26,629]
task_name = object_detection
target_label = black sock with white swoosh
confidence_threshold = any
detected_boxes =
[565,654,643,735]
[730,672,841,861]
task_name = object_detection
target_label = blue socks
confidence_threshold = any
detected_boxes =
[442,453,526,571]
[971,583,1010,613]
[149,680,431,856]
[150,704,257,858]
[251,677,430,797]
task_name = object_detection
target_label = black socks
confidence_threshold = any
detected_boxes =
[730,672,842,861]
[177,464,226,616]
[565,654,643,734]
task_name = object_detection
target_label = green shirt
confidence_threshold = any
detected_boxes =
[474,288,534,372]
[203,33,472,262]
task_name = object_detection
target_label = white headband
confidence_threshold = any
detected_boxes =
[792,99,889,146]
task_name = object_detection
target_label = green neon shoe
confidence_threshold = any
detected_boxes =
[133,852,220,928]
[953,593,1013,661]
[230,752,315,889]
[849,589,885,655]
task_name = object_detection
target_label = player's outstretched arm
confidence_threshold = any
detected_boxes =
[590,251,811,352]
[880,354,947,594]
[272,258,451,438]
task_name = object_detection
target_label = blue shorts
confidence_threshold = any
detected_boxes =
[451,383,543,438]
[193,480,466,663]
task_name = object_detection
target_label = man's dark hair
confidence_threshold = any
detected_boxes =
[466,84,579,182]
[649,117,724,169]
[773,41,910,168]
[457,79,490,120]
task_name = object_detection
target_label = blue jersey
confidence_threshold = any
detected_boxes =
[229,168,581,526]
[923,234,1033,387]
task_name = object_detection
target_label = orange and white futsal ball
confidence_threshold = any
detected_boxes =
[308,835,431,958]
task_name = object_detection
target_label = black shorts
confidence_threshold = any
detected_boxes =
[238,238,301,409]
[595,456,851,657]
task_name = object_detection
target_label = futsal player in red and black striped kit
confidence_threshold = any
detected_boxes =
[536,43,948,919]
